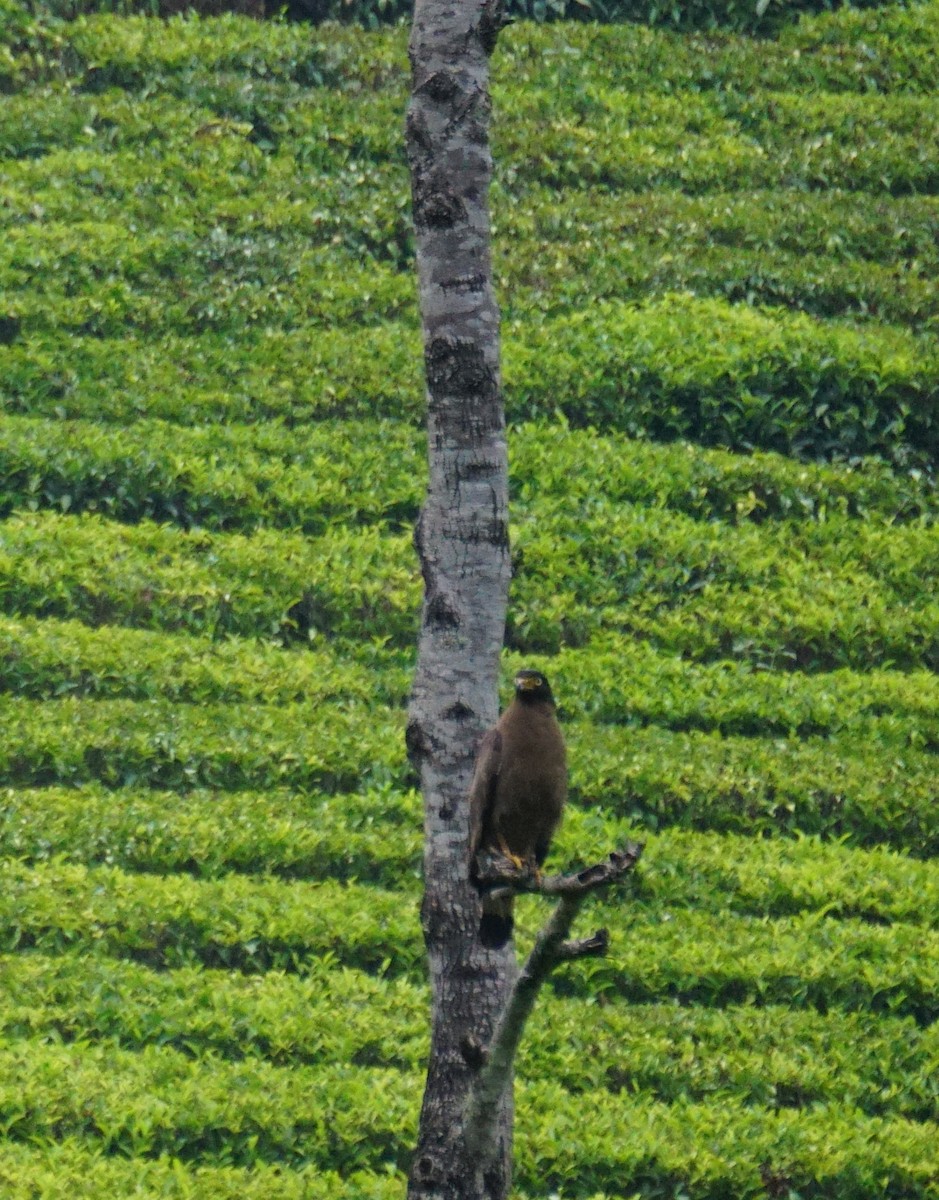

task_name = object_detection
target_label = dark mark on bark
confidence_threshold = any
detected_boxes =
[406,717,431,765]
[440,273,487,294]
[426,336,497,402]
[419,69,459,103]
[427,589,460,628]
[460,1035,488,1070]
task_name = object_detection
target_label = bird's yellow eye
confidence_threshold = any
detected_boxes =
[515,674,542,690]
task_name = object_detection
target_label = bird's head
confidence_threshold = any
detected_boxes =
[513,669,555,705]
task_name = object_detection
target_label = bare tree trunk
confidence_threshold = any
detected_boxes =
[404,0,513,1197]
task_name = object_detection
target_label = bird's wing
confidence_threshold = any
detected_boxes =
[467,726,502,869]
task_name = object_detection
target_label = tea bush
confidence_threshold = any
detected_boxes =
[1,3,937,1196]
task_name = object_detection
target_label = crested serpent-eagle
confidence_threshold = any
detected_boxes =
[468,669,567,949]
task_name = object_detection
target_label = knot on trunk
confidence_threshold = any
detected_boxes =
[413,178,467,231]
[418,68,459,103]
[405,717,433,765]
[425,336,497,403]
[427,588,461,629]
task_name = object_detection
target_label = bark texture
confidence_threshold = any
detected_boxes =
[404,1,513,1198]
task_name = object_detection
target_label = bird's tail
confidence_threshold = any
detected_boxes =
[479,892,513,950]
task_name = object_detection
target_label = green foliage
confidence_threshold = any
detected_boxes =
[0,1141,408,1200]
[0,1036,416,1169]
[0,781,421,880]
[512,424,939,525]
[2,856,937,1025]
[0,859,421,972]
[0,416,424,531]
[514,1089,939,1198]
[571,720,939,854]
[0,693,407,791]
[0,511,419,644]
[498,188,939,332]
[510,496,939,669]
[1,5,938,1197]
[507,295,939,466]
[0,614,410,704]
[522,994,939,1122]
[12,0,932,34]
[1,416,935,541]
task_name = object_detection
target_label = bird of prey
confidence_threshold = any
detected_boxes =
[468,669,567,949]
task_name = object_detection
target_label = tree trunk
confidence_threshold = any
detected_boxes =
[404,1,513,1197]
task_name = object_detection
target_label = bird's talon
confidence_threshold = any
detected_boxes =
[497,837,525,870]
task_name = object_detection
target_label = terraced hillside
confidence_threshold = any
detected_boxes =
[1,3,937,1197]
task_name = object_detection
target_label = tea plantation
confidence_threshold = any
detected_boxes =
[1,2,938,1197]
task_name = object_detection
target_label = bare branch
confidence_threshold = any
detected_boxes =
[558,929,609,960]
[474,844,643,897]
[465,841,642,1158]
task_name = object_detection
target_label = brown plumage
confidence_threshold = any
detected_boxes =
[468,669,567,949]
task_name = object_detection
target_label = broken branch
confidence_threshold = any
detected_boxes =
[465,841,642,1157]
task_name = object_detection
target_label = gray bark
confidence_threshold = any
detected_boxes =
[404,0,513,1197]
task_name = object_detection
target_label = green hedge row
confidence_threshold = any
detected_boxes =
[499,187,939,331]
[0,694,408,792]
[0,615,410,706]
[3,19,936,463]
[1,416,935,542]
[0,782,422,882]
[512,424,938,524]
[515,1088,939,1199]
[5,609,939,739]
[0,512,419,646]
[5,0,932,40]
[2,859,937,1022]
[9,7,939,96]
[523,994,939,1122]
[0,1095,935,1200]
[0,1142,402,1200]
[1,952,428,1067]
[0,324,422,423]
[572,720,939,855]
[542,635,939,738]
[573,823,939,927]
[497,89,939,197]
[0,615,410,705]
[2,417,936,544]
[0,860,421,973]
[4,297,936,465]
[507,296,939,467]
[2,123,936,313]
[1,693,932,852]
[4,112,938,334]
[505,188,939,283]
[0,1034,936,1199]
[511,498,939,668]
[562,905,939,1022]
[2,506,935,677]
[3,776,934,926]
[0,1037,415,1170]
[1,4,370,90]
[491,7,939,96]
[0,415,424,533]
[5,951,935,1120]
[0,184,412,332]
[0,132,406,254]
[11,183,937,354]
